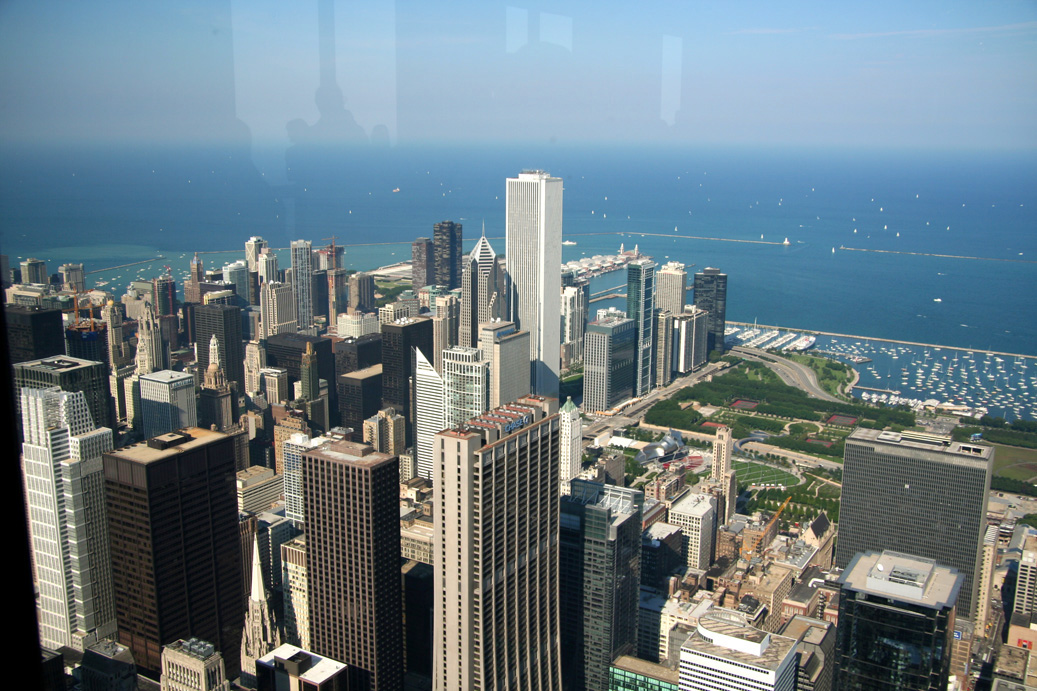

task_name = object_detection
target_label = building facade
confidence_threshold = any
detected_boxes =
[140,370,197,439]
[506,171,563,397]
[303,439,402,691]
[584,316,636,414]
[103,429,243,677]
[289,240,313,329]
[627,258,657,397]
[459,235,509,349]
[835,551,962,690]
[21,387,117,652]
[836,428,992,619]
[434,396,562,690]
[693,267,728,354]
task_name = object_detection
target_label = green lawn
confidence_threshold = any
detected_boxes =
[732,460,801,489]
[992,443,1037,483]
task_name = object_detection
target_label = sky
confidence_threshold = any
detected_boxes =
[0,0,1035,152]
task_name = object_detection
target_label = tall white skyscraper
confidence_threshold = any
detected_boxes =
[243,340,266,396]
[139,370,197,438]
[559,396,582,494]
[712,425,733,480]
[656,261,687,316]
[21,387,117,651]
[506,171,562,397]
[560,284,588,369]
[414,349,445,481]
[260,281,297,339]
[290,239,313,329]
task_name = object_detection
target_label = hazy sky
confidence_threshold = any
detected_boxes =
[1,0,1034,151]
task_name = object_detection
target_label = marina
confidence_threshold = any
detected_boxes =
[726,323,1037,421]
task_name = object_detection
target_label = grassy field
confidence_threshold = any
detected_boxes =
[993,443,1037,483]
[732,460,801,489]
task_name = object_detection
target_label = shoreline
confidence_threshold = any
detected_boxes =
[728,320,1037,361]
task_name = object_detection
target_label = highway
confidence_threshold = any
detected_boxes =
[731,346,841,403]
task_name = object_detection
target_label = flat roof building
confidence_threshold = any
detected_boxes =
[103,428,243,678]
[836,428,992,620]
[680,608,798,691]
[836,550,963,690]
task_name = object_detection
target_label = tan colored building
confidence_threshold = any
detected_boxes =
[434,395,562,690]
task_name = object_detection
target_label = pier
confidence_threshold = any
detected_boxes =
[86,257,165,274]
[853,386,901,395]
[839,246,1037,264]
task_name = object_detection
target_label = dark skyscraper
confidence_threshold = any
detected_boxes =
[152,273,177,317]
[432,220,462,290]
[103,428,243,678]
[560,480,643,691]
[338,364,383,439]
[195,303,245,396]
[303,438,402,691]
[835,551,962,691]
[65,320,110,367]
[411,237,434,289]
[265,332,336,412]
[14,355,115,434]
[836,428,992,620]
[693,267,727,354]
[380,317,433,445]
[626,258,656,396]
[4,305,65,363]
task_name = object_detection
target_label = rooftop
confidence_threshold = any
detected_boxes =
[849,427,993,462]
[259,644,346,683]
[840,550,963,610]
[611,654,679,683]
[684,609,797,671]
[108,427,227,464]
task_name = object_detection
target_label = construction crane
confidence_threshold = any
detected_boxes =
[740,495,792,559]
[321,236,339,269]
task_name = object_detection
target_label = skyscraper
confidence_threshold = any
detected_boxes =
[434,396,562,691]
[139,370,197,438]
[583,315,636,414]
[195,303,245,395]
[303,438,402,690]
[506,170,562,397]
[256,248,278,285]
[432,220,463,290]
[560,284,588,370]
[5,304,65,363]
[199,334,236,432]
[14,355,115,436]
[153,271,177,317]
[627,258,657,396]
[693,267,728,354]
[835,551,962,690]
[21,387,117,652]
[290,240,313,329]
[432,294,459,372]
[672,307,708,374]
[411,237,434,289]
[668,492,716,570]
[656,261,687,316]
[222,260,250,306]
[558,396,582,493]
[347,272,375,313]
[380,316,433,445]
[103,428,243,677]
[459,234,508,349]
[655,310,674,388]
[414,346,490,481]
[59,262,86,292]
[559,480,642,690]
[477,319,531,409]
[245,236,268,273]
[835,428,992,619]
[21,256,48,284]
[239,536,282,689]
